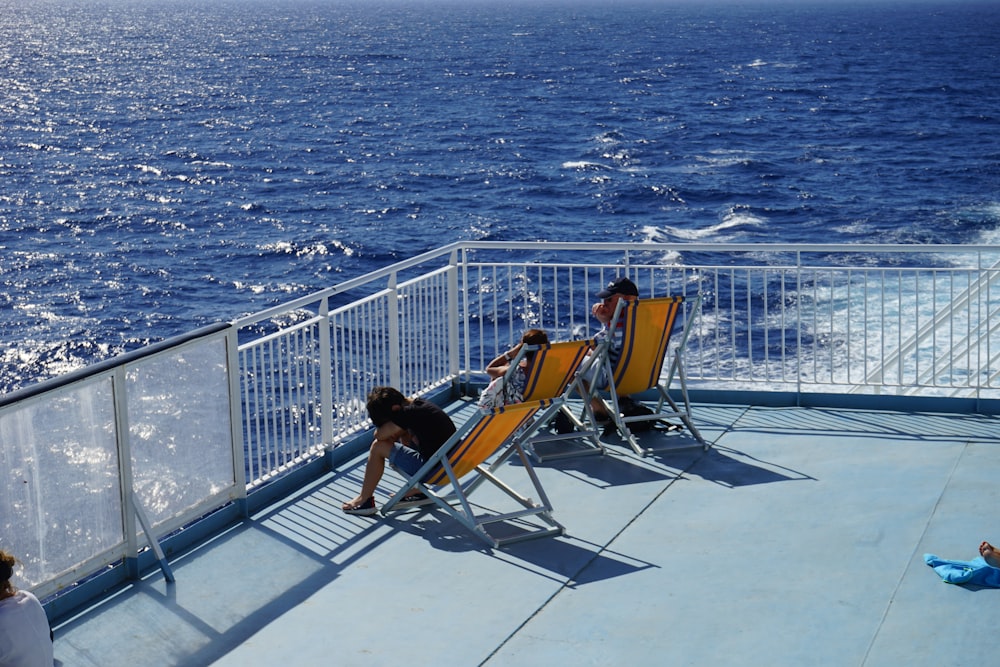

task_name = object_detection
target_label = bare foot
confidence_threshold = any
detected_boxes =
[979,541,1000,568]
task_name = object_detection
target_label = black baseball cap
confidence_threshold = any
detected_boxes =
[597,276,639,299]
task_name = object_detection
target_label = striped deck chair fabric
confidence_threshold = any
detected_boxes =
[381,400,564,548]
[513,339,606,461]
[592,295,708,456]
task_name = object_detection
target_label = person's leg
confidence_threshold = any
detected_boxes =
[578,359,612,422]
[387,444,429,499]
[342,438,394,510]
[980,541,1000,568]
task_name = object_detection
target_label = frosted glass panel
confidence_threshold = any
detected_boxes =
[0,379,123,588]
[127,337,235,526]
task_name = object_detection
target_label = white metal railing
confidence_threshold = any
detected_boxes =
[4,241,1000,605]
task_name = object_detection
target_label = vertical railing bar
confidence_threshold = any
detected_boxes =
[551,265,558,338]
[895,269,903,389]
[388,272,401,390]
[267,337,278,471]
[879,269,886,392]
[951,269,958,388]
[754,266,759,383]
[777,266,783,383]
[729,268,736,382]
[331,310,343,436]
[844,267,854,385]
[240,348,254,483]
[929,268,936,388]
[980,254,986,395]
[260,339,272,473]
[305,324,316,448]
[828,269,834,384]
[459,249,471,389]
[762,267,770,381]
[252,345,265,481]
[488,265,497,369]
[306,324,317,448]
[279,332,289,465]
[811,267,818,385]
[795,252,802,395]
[863,269,870,387]
[508,266,515,348]
[288,329,300,464]
[252,345,265,482]
[319,297,333,448]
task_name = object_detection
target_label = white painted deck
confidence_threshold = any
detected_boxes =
[52,398,1000,666]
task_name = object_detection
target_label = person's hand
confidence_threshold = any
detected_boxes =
[592,299,614,325]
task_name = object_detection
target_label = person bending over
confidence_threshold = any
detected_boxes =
[0,549,54,667]
[342,386,457,516]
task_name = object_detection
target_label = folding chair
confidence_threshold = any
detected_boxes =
[589,295,708,456]
[513,339,606,461]
[381,400,564,548]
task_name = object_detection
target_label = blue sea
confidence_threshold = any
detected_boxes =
[1,0,999,394]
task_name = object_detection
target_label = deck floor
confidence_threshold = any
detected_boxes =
[53,399,1000,666]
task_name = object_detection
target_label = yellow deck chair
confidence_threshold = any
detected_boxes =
[381,400,564,548]
[512,339,606,461]
[590,295,708,456]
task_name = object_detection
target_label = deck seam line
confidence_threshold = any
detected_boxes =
[479,441,716,666]
[857,438,968,666]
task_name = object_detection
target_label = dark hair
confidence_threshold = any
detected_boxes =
[520,329,549,360]
[366,386,407,427]
[521,329,549,346]
[0,550,16,598]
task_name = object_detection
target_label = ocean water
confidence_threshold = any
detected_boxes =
[1,0,999,394]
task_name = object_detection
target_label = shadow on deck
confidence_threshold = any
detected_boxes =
[53,399,1000,666]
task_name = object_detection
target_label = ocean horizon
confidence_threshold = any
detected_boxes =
[2,0,999,394]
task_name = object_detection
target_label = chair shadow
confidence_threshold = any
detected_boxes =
[653,444,816,488]
[384,507,659,586]
[500,535,659,587]
[533,448,677,488]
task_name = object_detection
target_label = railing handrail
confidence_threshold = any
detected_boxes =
[229,242,1000,330]
[0,322,231,410]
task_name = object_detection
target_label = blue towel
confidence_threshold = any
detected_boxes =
[924,553,1000,587]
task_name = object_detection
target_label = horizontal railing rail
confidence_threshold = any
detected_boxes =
[4,241,1000,609]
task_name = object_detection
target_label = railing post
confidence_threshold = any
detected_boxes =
[111,367,139,579]
[459,247,472,389]
[225,325,248,513]
[388,272,401,389]
[796,250,802,402]
[318,296,334,447]
[449,249,461,386]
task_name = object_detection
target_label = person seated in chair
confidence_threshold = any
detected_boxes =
[478,328,549,411]
[342,386,457,516]
[582,276,639,422]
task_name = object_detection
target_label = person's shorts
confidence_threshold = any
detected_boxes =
[388,442,427,477]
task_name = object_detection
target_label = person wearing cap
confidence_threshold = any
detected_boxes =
[592,276,640,370]
[581,276,640,421]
